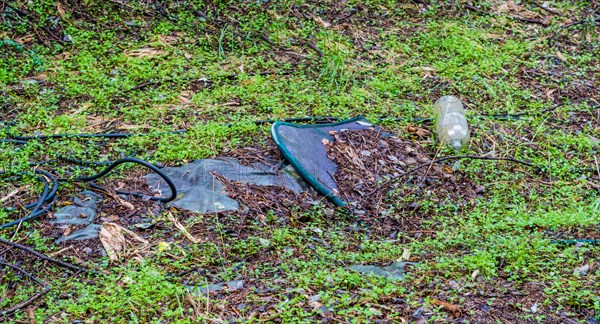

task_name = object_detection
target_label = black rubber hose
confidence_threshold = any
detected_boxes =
[10,108,600,141]
[16,170,58,211]
[550,239,600,246]
[2,171,49,213]
[6,117,340,140]
[70,157,177,203]
[0,170,53,229]
[0,139,29,145]
[1,196,58,230]
[9,130,187,140]
[1,158,175,229]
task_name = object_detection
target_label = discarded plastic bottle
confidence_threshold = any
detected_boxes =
[434,95,470,151]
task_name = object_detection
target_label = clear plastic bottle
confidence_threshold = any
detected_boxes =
[434,95,470,151]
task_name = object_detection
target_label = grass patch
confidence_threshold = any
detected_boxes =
[1,0,599,322]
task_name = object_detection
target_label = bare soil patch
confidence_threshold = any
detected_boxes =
[325,128,478,237]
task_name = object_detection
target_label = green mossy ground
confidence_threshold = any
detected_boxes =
[1,1,599,322]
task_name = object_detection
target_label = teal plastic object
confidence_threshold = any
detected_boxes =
[271,116,382,206]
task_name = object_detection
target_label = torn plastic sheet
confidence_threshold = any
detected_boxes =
[51,191,103,244]
[56,224,102,244]
[348,262,416,281]
[271,116,385,206]
[146,158,307,213]
[187,280,245,295]
[51,191,102,226]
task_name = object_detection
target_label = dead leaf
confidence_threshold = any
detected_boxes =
[33,73,48,81]
[100,215,119,222]
[545,89,557,100]
[125,48,165,58]
[314,17,331,28]
[430,299,461,314]
[556,50,566,61]
[178,91,194,104]
[100,223,124,261]
[116,124,149,131]
[471,269,479,280]
[495,0,519,14]
[406,124,430,137]
[574,264,590,276]
[530,303,538,314]
[0,185,30,203]
[15,36,34,44]
[307,294,322,310]
[167,212,203,244]
[397,248,411,261]
[104,190,135,210]
[159,34,179,45]
[485,33,504,40]
[99,222,148,261]
[56,2,66,17]
[62,225,74,237]
[409,66,437,73]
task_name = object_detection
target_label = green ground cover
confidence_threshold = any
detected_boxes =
[1,0,599,322]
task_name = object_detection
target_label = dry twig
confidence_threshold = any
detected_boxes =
[0,238,85,272]
[0,261,51,316]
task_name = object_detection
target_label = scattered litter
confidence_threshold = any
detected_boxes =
[412,305,425,318]
[188,279,245,295]
[51,191,102,225]
[271,116,386,206]
[574,264,590,276]
[447,280,460,289]
[99,222,148,261]
[530,302,538,314]
[132,222,155,229]
[146,158,306,213]
[434,95,470,151]
[348,262,415,281]
[259,238,271,247]
[188,283,224,295]
[56,224,102,244]
[325,128,476,210]
[226,280,245,291]
[399,248,411,261]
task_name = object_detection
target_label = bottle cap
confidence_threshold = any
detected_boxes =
[451,140,462,151]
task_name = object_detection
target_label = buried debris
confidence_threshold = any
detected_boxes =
[50,191,102,226]
[324,128,476,210]
[56,224,103,244]
[52,191,105,244]
[271,116,476,210]
[348,262,416,281]
[187,280,245,295]
[52,191,104,243]
[271,116,386,206]
[145,158,307,213]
